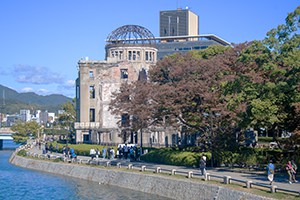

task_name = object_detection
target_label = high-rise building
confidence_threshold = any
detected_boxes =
[157,8,230,59]
[20,109,31,122]
[160,8,199,38]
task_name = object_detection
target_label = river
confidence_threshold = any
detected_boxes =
[0,140,171,200]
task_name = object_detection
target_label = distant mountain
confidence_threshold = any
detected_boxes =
[0,84,72,114]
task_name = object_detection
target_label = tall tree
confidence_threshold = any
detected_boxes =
[225,6,300,153]
[58,99,76,135]
[109,80,157,153]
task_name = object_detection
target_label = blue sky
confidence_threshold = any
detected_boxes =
[0,0,298,98]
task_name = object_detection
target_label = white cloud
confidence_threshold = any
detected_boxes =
[65,80,75,87]
[37,88,50,95]
[13,65,64,85]
[21,87,34,92]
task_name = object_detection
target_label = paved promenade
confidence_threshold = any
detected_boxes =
[28,146,299,193]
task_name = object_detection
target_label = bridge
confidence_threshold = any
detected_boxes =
[0,129,14,149]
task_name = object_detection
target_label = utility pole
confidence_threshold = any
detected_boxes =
[0,90,5,128]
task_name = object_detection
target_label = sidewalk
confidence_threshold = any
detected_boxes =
[28,145,299,193]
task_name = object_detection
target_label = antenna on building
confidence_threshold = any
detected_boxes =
[176,0,180,9]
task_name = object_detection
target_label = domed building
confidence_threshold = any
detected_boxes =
[75,25,161,145]
[74,8,231,147]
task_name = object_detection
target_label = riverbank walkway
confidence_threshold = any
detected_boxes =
[27,145,299,194]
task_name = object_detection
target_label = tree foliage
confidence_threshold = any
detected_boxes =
[58,99,76,132]
[109,7,300,153]
[11,121,41,138]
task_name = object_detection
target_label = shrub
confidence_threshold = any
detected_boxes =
[53,157,63,162]
[141,148,211,167]
[17,149,27,157]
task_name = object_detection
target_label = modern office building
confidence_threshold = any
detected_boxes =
[160,8,199,38]
[157,8,230,59]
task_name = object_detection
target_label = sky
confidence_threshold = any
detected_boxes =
[0,0,299,98]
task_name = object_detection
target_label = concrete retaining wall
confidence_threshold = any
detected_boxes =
[10,154,273,200]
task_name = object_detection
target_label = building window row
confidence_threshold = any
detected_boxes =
[175,46,208,51]
[111,50,124,60]
[128,50,141,61]
[110,50,155,62]
[145,51,155,61]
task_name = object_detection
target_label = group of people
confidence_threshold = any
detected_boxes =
[117,144,140,161]
[62,145,77,161]
[89,147,115,160]
[267,159,298,185]
[89,144,141,161]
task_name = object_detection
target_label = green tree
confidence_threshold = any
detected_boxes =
[58,99,76,141]
[226,6,300,150]
[11,121,40,137]
[11,121,41,142]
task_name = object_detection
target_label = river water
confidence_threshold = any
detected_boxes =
[0,140,171,200]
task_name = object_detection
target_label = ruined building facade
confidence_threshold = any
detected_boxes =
[75,25,174,146]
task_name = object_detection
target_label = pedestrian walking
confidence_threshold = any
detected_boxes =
[267,160,275,185]
[102,147,107,159]
[199,154,207,176]
[49,143,53,154]
[95,148,100,158]
[107,146,111,159]
[291,160,298,183]
[90,148,96,160]
[110,148,115,159]
[286,160,296,184]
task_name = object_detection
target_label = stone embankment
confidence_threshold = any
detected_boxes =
[10,152,273,200]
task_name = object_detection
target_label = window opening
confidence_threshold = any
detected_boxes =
[89,71,94,78]
[121,113,130,127]
[89,108,95,122]
[128,51,132,60]
[120,69,128,79]
[133,51,136,60]
[83,134,90,142]
[76,86,80,99]
[145,51,149,61]
[119,51,123,60]
[89,86,95,99]
[137,51,140,60]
